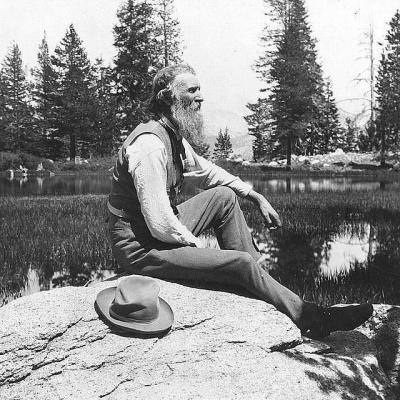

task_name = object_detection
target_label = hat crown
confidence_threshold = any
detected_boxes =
[110,277,160,323]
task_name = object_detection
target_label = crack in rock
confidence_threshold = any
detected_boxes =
[173,316,214,331]
[2,317,87,386]
[99,378,135,398]
[226,340,247,344]
[37,317,84,352]
[38,369,63,381]
[66,333,107,352]
[32,355,68,371]
[255,338,302,354]
[270,339,303,352]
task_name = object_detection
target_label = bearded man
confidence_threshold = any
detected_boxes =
[108,64,372,339]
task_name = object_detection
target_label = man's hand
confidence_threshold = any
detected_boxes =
[246,190,282,229]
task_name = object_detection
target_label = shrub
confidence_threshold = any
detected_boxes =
[0,152,43,171]
[0,152,20,170]
[42,159,58,172]
[18,153,42,170]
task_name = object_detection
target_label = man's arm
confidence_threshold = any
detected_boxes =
[182,139,252,197]
[183,139,281,229]
[127,135,203,247]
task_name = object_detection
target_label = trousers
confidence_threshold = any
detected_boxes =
[109,186,305,323]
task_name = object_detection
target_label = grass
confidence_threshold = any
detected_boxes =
[0,195,112,305]
[1,188,400,306]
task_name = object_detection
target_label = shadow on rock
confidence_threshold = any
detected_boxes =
[368,306,400,397]
[283,330,395,400]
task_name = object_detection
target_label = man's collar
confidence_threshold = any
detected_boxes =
[157,114,182,141]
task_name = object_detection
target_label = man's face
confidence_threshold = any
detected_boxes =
[171,73,203,111]
[170,73,204,143]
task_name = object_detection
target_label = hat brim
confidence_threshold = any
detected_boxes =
[95,286,174,335]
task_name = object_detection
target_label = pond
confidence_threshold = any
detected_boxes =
[1,173,399,196]
[1,173,400,307]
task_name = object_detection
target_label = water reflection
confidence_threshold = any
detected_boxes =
[0,174,113,196]
[318,223,373,278]
[251,211,400,305]
[252,222,376,280]
[1,174,399,197]
[1,267,41,305]
[252,177,398,193]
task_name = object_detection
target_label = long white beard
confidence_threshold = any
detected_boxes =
[171,100,204,145]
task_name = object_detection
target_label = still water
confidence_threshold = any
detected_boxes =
[0,174,113,196]
[1,173,399,196]
[1,173,400,305]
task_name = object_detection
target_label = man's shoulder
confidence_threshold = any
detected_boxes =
[127,132,165,153]
[124,120,168,147]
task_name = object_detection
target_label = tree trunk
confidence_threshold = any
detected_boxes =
[380,128,386,167]
[286,134,292,171]
[286,177,291,193]
[70,133,76,161]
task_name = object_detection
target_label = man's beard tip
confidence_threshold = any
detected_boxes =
[171,101,204,143]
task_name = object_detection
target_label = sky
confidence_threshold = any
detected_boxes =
[0,0,399,136]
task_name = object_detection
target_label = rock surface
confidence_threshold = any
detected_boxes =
[360,305,400,398]
[0,278,397,400]
[258,150,400,171]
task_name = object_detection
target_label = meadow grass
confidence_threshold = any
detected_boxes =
[0,195,112,304]
[1,189,400,306]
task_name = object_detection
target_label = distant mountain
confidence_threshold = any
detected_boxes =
[202,102,253,160]
[203,102,248,137]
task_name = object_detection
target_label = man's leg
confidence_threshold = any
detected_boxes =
[136,245,305,323]
[120,187,306,324]
[111,187,373,337]
[177,186,260,260]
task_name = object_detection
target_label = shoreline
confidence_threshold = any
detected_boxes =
[1,165,400,179]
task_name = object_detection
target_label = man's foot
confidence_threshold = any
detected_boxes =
[300,303,373,340]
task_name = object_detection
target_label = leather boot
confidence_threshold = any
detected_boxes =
[299,302,373,340]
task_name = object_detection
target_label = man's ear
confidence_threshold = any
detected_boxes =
[157,88,173,106]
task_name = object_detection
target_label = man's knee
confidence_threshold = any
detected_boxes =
[230,251,257,277]
[211,186,237,206]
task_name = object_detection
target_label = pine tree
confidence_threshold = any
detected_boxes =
[51,25,96,160]
[0,43,32,153]
[376,10,400,166]
[244,98,272,161]
[0,72,8,151]
[344,117,359,152]
[358,119,379,152]
[319,79,344,153]
[154,0,183,67]
[247,0,326,167]
[92,58,119,156]
[213,127,233,160]
[113,0,162,133]
[31,33,61,158]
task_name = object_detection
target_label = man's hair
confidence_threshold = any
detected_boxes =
[148,63,196,114]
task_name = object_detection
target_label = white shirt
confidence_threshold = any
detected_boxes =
[126,134,252,248]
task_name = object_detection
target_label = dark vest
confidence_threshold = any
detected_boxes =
[109,119,185,217]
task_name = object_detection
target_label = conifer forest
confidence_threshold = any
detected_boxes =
[0,0,400,166]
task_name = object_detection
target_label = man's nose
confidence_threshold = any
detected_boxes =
[195,91,204,103]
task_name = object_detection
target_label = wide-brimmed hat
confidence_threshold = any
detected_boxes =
[95,276,174,335]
